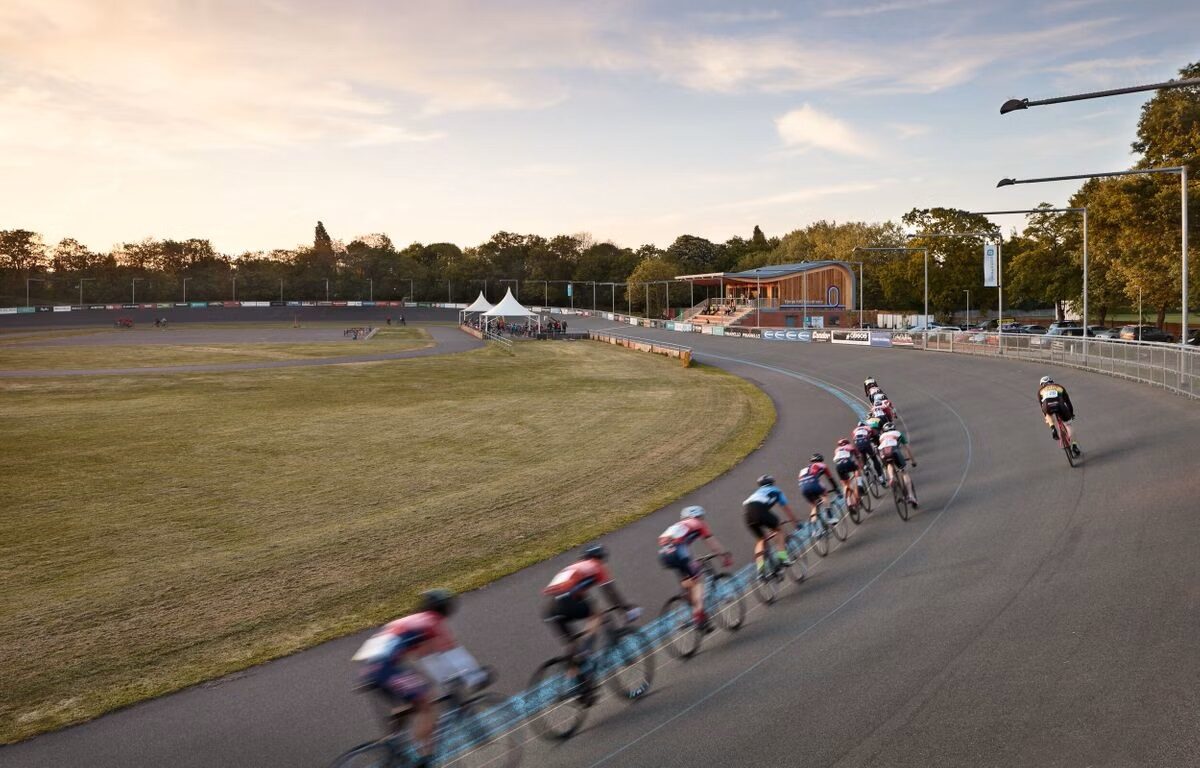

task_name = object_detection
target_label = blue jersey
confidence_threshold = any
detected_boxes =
[743,485,789,509]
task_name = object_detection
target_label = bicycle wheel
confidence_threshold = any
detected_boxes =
[784,538,809,583]
[893,477,910,521]
[752,563,780,604]
[444,692,522,768]
[831,505,849,542]
[867,465,884,499]
[860,479,873,513]
[848,496,862,525]
[602,627,654,701]
[328,742,400,768]
[812,522,830,557]
[659,594,701,659]
[708,573,745,631]
[527,657,588,741]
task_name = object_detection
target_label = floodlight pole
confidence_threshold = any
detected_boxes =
[997,167,1187,375]
[78,277,94,306]
[970,206,1088,359]
[856,247,929,346]
[132,277,144,304]
[26,277,46,307]
[183,277,191,303]
[1000,78,1200,115]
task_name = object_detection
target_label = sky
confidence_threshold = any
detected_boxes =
[0,0,1197,255]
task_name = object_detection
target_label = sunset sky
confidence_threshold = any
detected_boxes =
[1,0,1196,254]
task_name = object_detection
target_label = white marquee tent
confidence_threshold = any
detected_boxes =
[459,292,494,325]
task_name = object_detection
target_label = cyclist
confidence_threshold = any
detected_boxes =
[870,401,891,422]
[876,396,897,422]
[1037,375,1080,456]
[798,453,845,529]
[352,589,488,768]
[832,438,864,509]
[852,419,885,479]
[878,421,919,507]
[863,376,879,399]
[743,474,801,573]
[658,506,733,632]
[542,544,639,696]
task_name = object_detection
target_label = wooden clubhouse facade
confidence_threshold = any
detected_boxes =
[677,261,858,326]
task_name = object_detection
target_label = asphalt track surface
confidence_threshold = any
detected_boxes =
[3,311,1199,768]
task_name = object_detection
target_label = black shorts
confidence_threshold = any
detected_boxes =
[543,593,593,641]
[743,502,780,538]
[834,459,858,481]
[1043,400,1073,422]
[658,546,700,579]
[799,481,825,505]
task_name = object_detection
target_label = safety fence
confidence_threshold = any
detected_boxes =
[588,330,692,366]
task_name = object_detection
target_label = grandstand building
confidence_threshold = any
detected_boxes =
[676,261,858,328]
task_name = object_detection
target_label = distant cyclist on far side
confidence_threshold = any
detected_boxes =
[1037,375,1080,456]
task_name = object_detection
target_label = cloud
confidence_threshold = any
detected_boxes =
[775,105,877,157]
[691,10,784,24]
[714,181,884,211]
[824,0,956,18]
[889,123,931,140]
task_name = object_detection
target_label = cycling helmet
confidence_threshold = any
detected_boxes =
[583,543,608,561]
[837,437,850,446]
[680,505,706,519]
[810,453,824,463]
[864,377,876,386]
[1039,375,1053,386]
[857,420,866,427]
[882,421,895,431]
[419,588,457,617]
[757,474,775,486]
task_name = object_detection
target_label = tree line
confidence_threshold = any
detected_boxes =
[3,63,1196,326]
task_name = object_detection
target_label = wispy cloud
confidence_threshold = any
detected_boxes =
[824,0,956,18]
[775,105,877,157]
[691,9,784,24]
[714,181,884,211]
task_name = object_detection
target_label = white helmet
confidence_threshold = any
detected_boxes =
[1039,375,1053,386]
[681,505,706,519]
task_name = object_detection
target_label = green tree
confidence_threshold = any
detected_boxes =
[0,230,48,272]
[1005,205,1084,321]
[627,253,681,317]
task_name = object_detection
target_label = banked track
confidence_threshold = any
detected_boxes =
[2,313,1198,768]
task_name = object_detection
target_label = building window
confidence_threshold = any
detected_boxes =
[827,285,840,307]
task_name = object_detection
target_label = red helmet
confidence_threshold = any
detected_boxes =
[837,437,850,446]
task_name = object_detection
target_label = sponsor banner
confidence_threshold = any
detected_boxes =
[675,322,693,333]
[107,304,120,310]
[317,301,332,306]
[361,301,375,307]
[812,330,832,342]
[332,301,348,307]
[983,241,998,287]
[270,301,286,307]
[221,301,239,308]
[53,305,72,312]
[243,301,270,308]
[207,302,223,307]
[190,302,208,308]
[628,317,638,326]
[711,326,725,336]
[89,304,108,310]
[666,322,675,331]
[173,302,189,308]
[892,332,915,347]
[762,329,811,342]
[832,330,871,345]
[869,331,892,348]
[347,301,363,307]
[122,303,139,309]
[724,328,761,338]
[157,303,172,309]
[0,307,17,314]
[35,305,53,312]
[286,301,302,306]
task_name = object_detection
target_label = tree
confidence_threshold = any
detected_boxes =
[903,209,996,317]
[626,253,681,317]
[1005,205,1084,321]
[0,230,48,271]
[751,225,768,248]
[51,238,97,273]
[666,235,722,274]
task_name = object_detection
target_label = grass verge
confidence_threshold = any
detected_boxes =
[0,340,772,742]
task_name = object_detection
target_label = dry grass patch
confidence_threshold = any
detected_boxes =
[0,341,772,742]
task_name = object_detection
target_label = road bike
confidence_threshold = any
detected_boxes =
[329,672,520,768]
[527,607,655,741]
[847,471,873,524]
[752,529,808,604]
[862,457,885,500]
[808,494,849,557]
[1053,412,1082,467]
[659,554,745,659]
[889,464,917,521]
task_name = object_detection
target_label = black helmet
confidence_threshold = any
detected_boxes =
[882,421,895,431]
[419,588,457,617]
[757,474,775,486]
[810,453,824,463]
[583,543,608,561]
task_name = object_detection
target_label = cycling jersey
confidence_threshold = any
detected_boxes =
[878,429,907,450]
[865,416,883,433]
[863,378,878,397]
[852,425,875,445]
[543,559,613,598]
[871,391,887,405]
[798,462,832,491]
[1038,383,1074,420]
[658,518,712,550]
[871,405,890,420]
[375,610,453,659]
[743,484,789,509]
[833,444,859,464]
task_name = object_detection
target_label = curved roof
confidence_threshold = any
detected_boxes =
[723,260,850,280]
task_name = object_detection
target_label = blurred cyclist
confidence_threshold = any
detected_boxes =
[743,474,800,573]
[658,506,732,632]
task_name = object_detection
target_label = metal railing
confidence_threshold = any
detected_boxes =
[921,331,1199,399]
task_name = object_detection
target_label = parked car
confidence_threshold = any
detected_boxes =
[1118,325,1174,342]
[1186,328,1200,346]
[1090,325,1119,339]
[1020,324,1048,334]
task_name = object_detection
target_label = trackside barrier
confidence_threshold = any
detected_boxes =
[588,330,692,366]
[433,382,870,765]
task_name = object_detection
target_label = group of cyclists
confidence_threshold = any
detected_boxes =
[351,371,1079,766]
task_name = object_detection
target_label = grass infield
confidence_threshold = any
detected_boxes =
[0,326,431,370]
[0,339,773,742]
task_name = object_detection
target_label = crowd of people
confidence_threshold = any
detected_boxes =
[461,315,569,337]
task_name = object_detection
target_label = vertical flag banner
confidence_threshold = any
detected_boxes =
[983,241,998,287]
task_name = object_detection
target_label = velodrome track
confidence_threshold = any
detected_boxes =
[2,311,1198,768]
